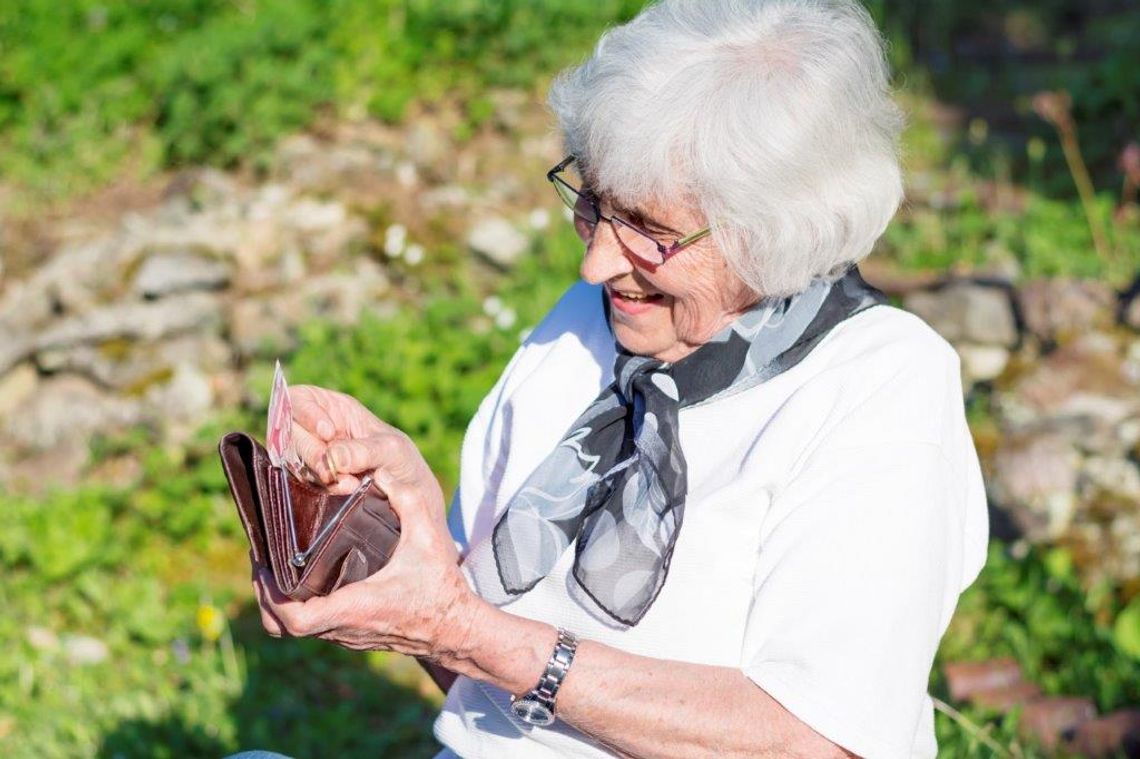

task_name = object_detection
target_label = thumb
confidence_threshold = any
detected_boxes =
[326,436,436,527]
[293,423,335,485]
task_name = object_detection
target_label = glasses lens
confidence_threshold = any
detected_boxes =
[612,218,665,265]
[552,178,599,242]
[555,181,597,222]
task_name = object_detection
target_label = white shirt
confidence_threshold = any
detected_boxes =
[434,281,989,759]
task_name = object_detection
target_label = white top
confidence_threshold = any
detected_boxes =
[433,281,989,759]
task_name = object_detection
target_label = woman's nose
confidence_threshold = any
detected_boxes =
[580,222,634,285]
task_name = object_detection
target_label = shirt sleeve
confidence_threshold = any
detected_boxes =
[740,339,986,759]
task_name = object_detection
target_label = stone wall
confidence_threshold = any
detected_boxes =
[868,262,1140,589]
[1,115,1138,590]
[0,105,560,491]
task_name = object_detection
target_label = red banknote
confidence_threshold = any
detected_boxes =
[266,360,308,479]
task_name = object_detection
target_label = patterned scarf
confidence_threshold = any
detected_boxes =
[467,265,886,626]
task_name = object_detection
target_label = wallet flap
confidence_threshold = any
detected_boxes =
[218,432,269,566]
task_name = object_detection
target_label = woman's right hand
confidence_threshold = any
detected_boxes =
[288,384,396,494]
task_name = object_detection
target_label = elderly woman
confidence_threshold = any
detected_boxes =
[253,0,989,757]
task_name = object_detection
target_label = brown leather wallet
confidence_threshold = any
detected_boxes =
[218,431,401,601]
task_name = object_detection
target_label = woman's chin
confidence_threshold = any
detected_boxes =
[612,323,670,359]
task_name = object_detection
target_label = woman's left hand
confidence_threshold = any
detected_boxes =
[252,425,478,662]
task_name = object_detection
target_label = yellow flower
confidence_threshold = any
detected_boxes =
[196,604,226,643]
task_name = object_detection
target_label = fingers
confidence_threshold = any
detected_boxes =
[254,569,332,638]
[328,472,363,496]
[291,385,339,441]
[292,422,336,485]
[292,384,398,443]
[325,435,421,483]
[253,573,285,637]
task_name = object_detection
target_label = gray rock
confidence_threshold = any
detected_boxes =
[0,280,53,338]
[955,343,1010,386]
[275,134,390,193]
[285,198,348,234]
[0,363,38,420]
[4,375,142,451]
[1126,294,1140,332]
[132,213,242,260]
[298,257,392,325]
[37,335,232,392]
[0,237,131,338]
[133,252,231,298]
[304,215,370,266]
[62,634,109,666]
[489,89,529,132]
[228,297,300,359]
[421,185,471,211]
[990,433,1081,541]
[994,332,1140,454]
[0,335,33,377]
[467,217,529,268]
[26,626,59,652]
[904,283,1018,347]
[144,362,215,424]
[1017,278,1116,342]
[1079,456,1140,500]
[35,292,223,350]
[406,121,447,171]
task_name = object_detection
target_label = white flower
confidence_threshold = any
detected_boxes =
[404,243,425,266]
[395,162,418,188]
[482,295,504,317]
[495,307,517,330]
[384,224,407,258]
[529,208,551,230]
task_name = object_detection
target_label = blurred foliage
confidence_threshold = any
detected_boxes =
[0,0,644,200]
[934,542,1140,756]
[1,1,1139,757]
[0,417,441,758]
[3,0,1137,205]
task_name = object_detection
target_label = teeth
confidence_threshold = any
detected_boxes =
[617,291,654,301]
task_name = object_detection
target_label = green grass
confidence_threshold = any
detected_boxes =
[0,0,647,203]
[2,1,1139,755]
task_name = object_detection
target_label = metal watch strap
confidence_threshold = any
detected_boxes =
[510,628,579,726]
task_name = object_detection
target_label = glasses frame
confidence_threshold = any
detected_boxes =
[546,156,711,266]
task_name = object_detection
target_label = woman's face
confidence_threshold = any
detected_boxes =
[579,198,757,363]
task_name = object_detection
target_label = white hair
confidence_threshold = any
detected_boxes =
[548,0,904,297]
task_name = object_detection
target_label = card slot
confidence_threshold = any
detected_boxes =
[299,493,367,570]
[265,467,303,593]
[285,475,330,552]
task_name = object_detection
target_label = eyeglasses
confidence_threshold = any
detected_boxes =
[546,156,711,266]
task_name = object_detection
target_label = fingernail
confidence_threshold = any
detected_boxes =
[325,448,340,479]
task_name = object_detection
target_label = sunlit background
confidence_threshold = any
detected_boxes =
[1,1,1138,756]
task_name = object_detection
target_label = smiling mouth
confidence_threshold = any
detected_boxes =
[610,288,664,303]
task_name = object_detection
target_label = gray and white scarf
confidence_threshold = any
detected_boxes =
[467,265,886,626]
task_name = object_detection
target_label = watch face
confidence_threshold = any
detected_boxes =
[511,697,555,726]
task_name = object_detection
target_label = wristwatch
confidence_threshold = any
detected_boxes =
[510,628,580,726]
